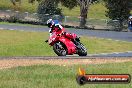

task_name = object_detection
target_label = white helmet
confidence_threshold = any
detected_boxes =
[129,16,132,19]
[47,19,54,28]
[47,19,53,24]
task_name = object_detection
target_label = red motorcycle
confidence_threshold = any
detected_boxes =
[46,27,87,56]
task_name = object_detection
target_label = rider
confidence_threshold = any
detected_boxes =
[128,16,132,32]
[45,19,80,45]
[45,19,63,42]
[47,19,64,36]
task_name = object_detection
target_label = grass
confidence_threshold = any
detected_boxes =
[0,30,132,56]
[0,0,38,13]
[80,36,132,54]
[61,2,107,19]
[0,62,131,88]
[0,22,46,28]
[0,30,55,56]
[0,0,107,19]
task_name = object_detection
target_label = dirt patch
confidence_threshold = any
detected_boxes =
[0,58,132,69]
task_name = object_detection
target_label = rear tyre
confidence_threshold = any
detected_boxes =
[53,42,67,56]
[77,43,87,56]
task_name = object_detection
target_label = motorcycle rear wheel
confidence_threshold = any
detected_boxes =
[53,42,67,56]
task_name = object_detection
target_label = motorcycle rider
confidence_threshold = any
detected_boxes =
[128,16,132,32]
[47,19,63,36]
[45,19,64,42]
[45,19,80,45]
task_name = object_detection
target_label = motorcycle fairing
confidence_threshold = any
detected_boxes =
[58,37,76,55]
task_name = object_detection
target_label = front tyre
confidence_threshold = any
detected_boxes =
[53,42,67,56]
[77,43,87,56]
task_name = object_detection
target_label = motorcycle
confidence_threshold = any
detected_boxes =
[46,27,87,56]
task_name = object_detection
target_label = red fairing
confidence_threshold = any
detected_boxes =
[58,37,76,54]
[48,27,77,55]
[71,33,77,39]
[65,33,77,39]
[52,27,65,34]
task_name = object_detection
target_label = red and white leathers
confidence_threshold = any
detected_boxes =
[49,23,63,37]
[46,19,78,43]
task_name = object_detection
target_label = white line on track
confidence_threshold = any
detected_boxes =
[88,51,132,56]
[9,29,14,30]
[99,37,129,43]
[0,28,4,30]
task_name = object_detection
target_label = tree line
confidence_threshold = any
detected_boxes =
[10,0,132,30]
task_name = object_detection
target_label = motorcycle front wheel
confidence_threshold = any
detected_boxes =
[53,42,67,56]
[77,42,87,56]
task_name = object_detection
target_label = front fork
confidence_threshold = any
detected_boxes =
[72,37,80,46]
[71,37,81,54]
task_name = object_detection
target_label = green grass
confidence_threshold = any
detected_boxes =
[0,0,107,19]
[81,36,132,54]
[61,2,107,19]
[0,30,132,56]
[0,22,46,28]
[0,0,38,13]
[0,30,55,56]
[0,62,131,88]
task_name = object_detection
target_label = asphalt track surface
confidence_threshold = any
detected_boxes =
[0,24,132,57]
[0,24,132,42]
[0,56,131,60]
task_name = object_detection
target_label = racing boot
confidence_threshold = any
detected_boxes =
[45,40,48,43]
